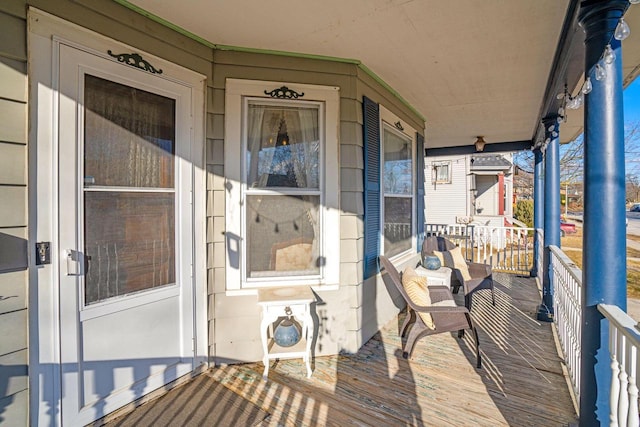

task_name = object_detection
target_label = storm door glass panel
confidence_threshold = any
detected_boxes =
[83,75,176,305]
[382,126,413,258]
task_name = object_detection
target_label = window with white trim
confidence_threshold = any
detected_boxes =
[432,161,451,184]
[380,108,416,258]
[225,79,340,290]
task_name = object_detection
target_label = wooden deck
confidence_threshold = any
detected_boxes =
[110,273,578,426]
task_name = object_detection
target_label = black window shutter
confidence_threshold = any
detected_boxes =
[416,132,425,251]
[363,96,380,279]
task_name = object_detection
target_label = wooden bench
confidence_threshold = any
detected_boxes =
[379,256,481,368]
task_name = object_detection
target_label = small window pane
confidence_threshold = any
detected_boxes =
[384,197,412,257]
[84,192,175,304]
[84,75,175,188]
[383,128,412,195]
[246,195,320,278]
[246,104,319,189]
[436,164,450,182]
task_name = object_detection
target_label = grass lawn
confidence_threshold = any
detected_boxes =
[560,228,640,298]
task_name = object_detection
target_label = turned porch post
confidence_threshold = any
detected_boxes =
[579,1,628,424]
[538,118,561,322]
[532,148,545,278]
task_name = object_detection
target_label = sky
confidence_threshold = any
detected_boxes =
[624,78,640,177]
[625,77,640,124]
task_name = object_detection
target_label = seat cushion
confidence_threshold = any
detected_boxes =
[441,247,472,281]
[402,267,435,329]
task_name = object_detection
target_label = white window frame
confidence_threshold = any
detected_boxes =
[225,79,340,291]
[379,106,416,260]
[432,161,452,184]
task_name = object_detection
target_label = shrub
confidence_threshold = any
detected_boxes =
[514,200,534,227]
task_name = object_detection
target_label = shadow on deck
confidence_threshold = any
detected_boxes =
[108,273,577,426]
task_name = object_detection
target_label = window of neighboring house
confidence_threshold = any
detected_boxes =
[225,79,340,290]
[381,110,416,258]
[432,161,451,184]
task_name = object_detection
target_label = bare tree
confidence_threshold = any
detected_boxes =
[513,120,640,207]
[628,174,640,203]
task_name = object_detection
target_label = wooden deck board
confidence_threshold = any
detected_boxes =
[210,272,577,426]
[111,272,577,426]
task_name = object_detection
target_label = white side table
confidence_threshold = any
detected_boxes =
[415,266,452,289]
[257,286,315,380]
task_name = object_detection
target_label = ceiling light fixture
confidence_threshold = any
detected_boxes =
[474,136,486,152]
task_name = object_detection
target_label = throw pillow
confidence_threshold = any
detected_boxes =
[443,246,471,281]
[402,267,435,329]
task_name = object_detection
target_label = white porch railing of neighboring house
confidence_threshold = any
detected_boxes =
[550,245,582,408]
[425,223,536,274]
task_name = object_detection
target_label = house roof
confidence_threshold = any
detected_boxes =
[470,154,513,171]
[122,0,640,151]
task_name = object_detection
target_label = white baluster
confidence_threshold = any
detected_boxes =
[619,334,629,426]
[626,344,639,427]
[610,325,620,426]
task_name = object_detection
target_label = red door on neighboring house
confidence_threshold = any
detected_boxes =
[498,173,505,215]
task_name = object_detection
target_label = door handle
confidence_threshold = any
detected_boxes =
[64,249,83,276]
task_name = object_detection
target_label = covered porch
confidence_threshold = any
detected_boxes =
[106,272,577,426]
[3,0,640,425]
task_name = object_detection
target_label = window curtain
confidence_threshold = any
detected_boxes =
[283,108,319,189]
[246,106,281,188]
[284,109,320,267]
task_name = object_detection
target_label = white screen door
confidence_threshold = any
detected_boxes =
[57,44,195,425]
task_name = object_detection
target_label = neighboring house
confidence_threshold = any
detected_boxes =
[425,153,514,228]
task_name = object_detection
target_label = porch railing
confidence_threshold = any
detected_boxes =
[425,223,535,274]
[550,245,582,407]
[548,244,640,424]
[598,304,640,427]
[427,223,640,422]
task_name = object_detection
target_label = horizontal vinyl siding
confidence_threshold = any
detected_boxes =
[22,1,214,424]
[425,155,469,225]
[0,1,28,425]
[29,0,213,78]
[210,51,365,361]
[356,79,425,350]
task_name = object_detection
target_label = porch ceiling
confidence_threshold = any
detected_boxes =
[127,0,640,150]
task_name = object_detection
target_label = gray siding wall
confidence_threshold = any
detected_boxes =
[208,51,424,362]
[209,51,364,361]
[18,1,212,424]
[0,1,28,424]
[425,154,470,225]
[355,72,425,347]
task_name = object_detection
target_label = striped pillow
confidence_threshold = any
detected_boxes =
[402,267,435,329]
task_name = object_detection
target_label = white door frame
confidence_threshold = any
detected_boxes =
[28,9,207,426]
